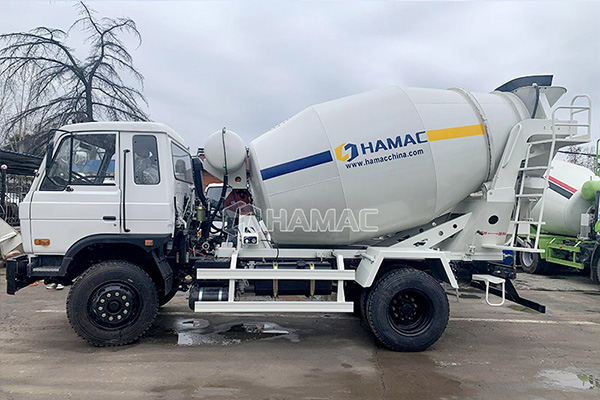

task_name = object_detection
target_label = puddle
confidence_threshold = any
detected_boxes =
[539,370,600,390]
[174,319,299,346]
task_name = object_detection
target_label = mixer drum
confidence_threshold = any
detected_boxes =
[248,86,528,245]
[532,160,599,237]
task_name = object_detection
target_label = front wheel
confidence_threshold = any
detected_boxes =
[66,260,159,347]
[365,268,449,352]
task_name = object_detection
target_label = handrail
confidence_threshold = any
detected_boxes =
[551,95,591,140]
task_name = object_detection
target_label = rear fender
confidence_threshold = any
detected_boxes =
[354,247,458,288]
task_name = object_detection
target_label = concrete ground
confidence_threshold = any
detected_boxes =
[1,267,599,400]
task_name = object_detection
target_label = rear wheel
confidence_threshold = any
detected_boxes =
[66,260,159,347]
[520,251,549,274]
[366,268,449,352]
[360,287,370,319]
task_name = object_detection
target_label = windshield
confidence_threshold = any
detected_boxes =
[41,133,116,190]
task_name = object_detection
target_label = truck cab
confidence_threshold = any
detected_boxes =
[13,122,195,307]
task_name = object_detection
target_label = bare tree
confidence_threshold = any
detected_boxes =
[0,2,149,154]
[562,145,596,172]
[1,66,50,153]
[0,83,7,135]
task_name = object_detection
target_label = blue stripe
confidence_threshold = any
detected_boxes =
[261,150,333,180]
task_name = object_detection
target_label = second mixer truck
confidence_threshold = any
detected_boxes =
[518,159,600,281]
[6,75,593,351]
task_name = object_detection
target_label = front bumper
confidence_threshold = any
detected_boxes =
[6,255,34,295]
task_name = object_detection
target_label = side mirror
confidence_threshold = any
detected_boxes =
[192,157,207,207]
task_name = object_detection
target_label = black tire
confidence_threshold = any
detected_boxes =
[66,260,159,347]
[520,251,549,275]
[591,257,600,284]
[159,288,178,307]
[365,268,449,352]
[360,287,370,319]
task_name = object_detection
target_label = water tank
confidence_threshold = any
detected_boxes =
[248,86,529,245]
[532,160,599,237]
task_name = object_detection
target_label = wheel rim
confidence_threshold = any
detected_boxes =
[87,282,141,330]
[521,251,534,267]
[388,289,433,336]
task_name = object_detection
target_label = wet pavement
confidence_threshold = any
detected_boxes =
[1,266,599,399]
[174,320,297,346]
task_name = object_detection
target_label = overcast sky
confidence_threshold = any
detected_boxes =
[1,1,599,153]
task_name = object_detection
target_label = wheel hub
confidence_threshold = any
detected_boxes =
[391,294,419,322]
[107,300,121,313]
[389,289,432,334]
[89,283,138,328]
[400,303,417,320]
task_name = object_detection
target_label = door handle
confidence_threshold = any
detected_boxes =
[103,216,117,221]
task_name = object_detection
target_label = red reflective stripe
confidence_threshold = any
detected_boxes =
[548,176,577,193]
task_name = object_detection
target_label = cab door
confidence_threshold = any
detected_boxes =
[119,131,173,235]
[30,132,121,254]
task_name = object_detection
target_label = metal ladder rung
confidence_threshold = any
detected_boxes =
[553,123,589,127]
[511,220,546,225]
[529,138,585,145]
[518,166,548,172]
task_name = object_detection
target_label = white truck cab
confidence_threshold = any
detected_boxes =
[12,122,198,329]
[20,122,194,255]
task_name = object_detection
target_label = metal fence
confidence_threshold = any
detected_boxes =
[1,171,34,226]
[0,149,42,227]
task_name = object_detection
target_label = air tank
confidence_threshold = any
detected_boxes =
[532,160,600,237]
[247,85,530,245]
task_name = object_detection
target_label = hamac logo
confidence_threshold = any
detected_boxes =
[335,143,359,162]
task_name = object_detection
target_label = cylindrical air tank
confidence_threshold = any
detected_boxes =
[531,160,600,237]
[248,86,530,245]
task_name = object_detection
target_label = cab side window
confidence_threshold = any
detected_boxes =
[133,135,160,185]
[41,134,116,191]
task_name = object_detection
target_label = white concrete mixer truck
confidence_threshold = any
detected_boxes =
[517,158,600,281]
[6,75,593,351]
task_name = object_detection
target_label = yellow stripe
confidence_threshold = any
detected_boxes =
[426,124,485,142]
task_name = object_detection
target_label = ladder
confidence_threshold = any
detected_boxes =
[510,95,592,250]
